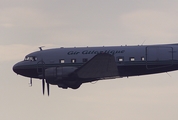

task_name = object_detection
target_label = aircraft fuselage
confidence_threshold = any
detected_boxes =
[13,44,178,91]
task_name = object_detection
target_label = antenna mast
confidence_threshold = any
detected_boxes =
[39,46,45,51]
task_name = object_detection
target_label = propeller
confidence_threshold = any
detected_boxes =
[47,83,50,96]
[42,79,50,96]
[42,79,45,95]
[41,60,50,96]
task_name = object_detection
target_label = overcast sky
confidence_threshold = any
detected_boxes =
[1,0,178,120]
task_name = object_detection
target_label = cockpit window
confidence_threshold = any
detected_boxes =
[24,56,37,61]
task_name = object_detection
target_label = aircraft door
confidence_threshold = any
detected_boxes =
[146,46,173,69]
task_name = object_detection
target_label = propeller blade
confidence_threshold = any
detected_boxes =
[42,79,45,95]
[41,60,46,95]
[47,83,50,96]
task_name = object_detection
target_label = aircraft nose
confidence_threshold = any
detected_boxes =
[13,61,38,78]
[13,63,20,74]
[13,62,26,75]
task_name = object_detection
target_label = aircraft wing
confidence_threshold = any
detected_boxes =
[73,53,119,79]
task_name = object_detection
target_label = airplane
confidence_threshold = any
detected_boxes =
[13,43,178,95]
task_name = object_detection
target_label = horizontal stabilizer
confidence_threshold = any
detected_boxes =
[75,53,119,79]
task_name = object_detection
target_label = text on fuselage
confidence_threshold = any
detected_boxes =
[67,50,125,55]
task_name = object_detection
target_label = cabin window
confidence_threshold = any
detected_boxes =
[83,58,88,63]
[71,59,76,63]
[118,57,124,62]
[141,57,145,61]
[130,57,135,61]
[60,59,65,63]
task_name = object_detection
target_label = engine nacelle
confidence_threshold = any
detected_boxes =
[45,67,77,80]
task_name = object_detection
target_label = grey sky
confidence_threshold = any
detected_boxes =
[1,0,178,120]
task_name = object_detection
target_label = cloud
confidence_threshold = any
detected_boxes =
[0,44,35,62]
[0,44,56,62]
[119,10,178,42]
[0,7,64,29]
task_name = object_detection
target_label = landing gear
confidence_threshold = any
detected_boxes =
[58,84,68,89]
[57,82,81,89]
[70,83,81,89]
